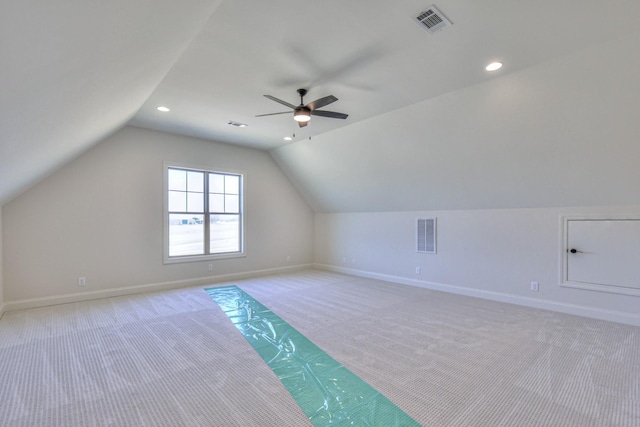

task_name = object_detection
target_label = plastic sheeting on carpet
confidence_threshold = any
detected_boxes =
[206,285,421,427]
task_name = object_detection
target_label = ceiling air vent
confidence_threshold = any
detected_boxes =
[227,121,248,128]
[415,6,452,34]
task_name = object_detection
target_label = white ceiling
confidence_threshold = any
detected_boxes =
[0,0,223,204]
[2,0,640,205]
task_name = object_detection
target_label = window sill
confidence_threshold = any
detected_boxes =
[163,252,246,265]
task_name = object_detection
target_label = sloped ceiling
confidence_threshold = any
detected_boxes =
[0,0,222,204]
[2,0,640,210]
[272,31,640,212]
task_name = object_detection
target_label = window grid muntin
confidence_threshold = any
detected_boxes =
[168,167,242,258]
[209,173,240,214]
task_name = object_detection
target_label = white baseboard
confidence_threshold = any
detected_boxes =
[0,303,5,320]
[4,264,312,312]
[314,263,640,327]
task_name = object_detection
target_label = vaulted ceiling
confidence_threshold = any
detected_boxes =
[2,0,640,209]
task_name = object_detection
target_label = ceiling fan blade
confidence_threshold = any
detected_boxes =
[255,111,291,117]
[306,95,338,111]
[298,121,308,128]
[264,95,297,110]
[310,110,348,119]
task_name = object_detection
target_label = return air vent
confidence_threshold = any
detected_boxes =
[415,6,452,34]
[227,121,248,128]
[417,218,437,254]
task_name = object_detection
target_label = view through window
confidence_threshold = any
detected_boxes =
[167,167,242,259]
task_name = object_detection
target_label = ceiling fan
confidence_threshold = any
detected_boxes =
[256,88,348,127]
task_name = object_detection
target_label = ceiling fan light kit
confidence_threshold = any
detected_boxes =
[293,108,311,122]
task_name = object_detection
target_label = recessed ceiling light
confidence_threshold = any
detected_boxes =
[485,62,503,71]
[284,136,293,141]
[156,106,170,112]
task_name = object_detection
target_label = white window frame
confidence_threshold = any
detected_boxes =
[163,161,245,264]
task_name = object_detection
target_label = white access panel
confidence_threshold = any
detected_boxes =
[561,216,640,296]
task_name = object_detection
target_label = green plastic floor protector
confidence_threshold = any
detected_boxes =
[206,285,421,427]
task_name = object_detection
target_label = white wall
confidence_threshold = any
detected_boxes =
[3,126,314,305]
[0,207,4,317]
[268,31,640,325]
[315,206,640,325]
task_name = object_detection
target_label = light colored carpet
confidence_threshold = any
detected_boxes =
[0,270,638,426]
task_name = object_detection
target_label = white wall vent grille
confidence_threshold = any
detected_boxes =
[415,6,452,34]
[417,217,437,253]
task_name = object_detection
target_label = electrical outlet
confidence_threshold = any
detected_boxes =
[78,277,86,286]
[208,263,213,271]
[342,257,347,263]
[530,281,539,292]
[286,256,291,262]
[416,267,421,274]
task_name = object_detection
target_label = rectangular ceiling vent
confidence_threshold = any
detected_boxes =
[227,121,248,128]
[417,217,437,254]
[415,6,452,34]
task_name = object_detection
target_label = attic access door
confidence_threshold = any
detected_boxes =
[561,216,640,296]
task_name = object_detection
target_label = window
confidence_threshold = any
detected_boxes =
[165,165,243,262]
